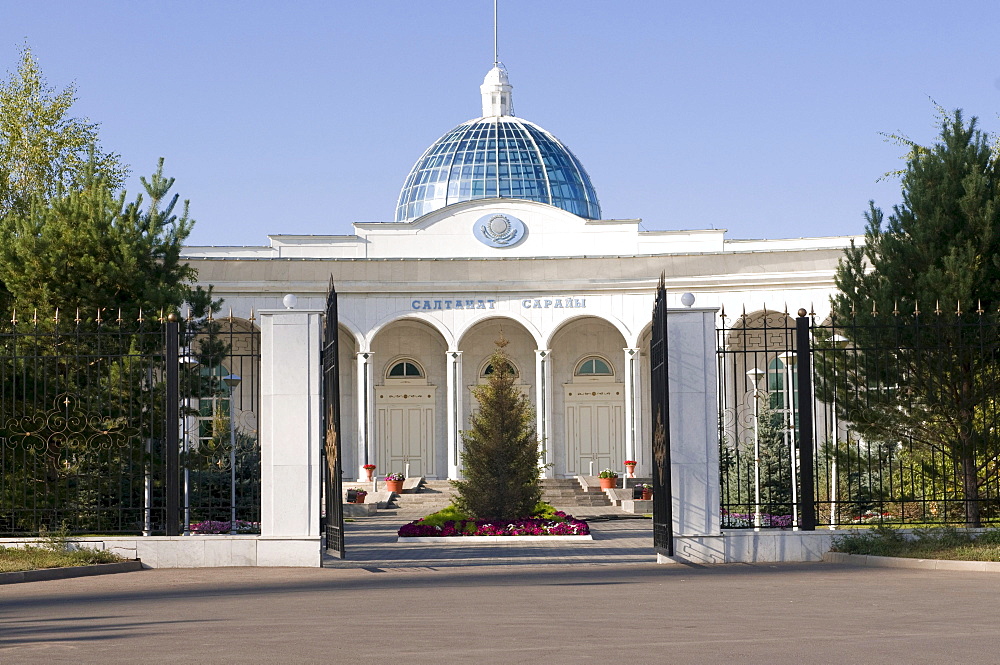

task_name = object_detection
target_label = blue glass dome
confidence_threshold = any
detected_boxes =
[395,116,601,222]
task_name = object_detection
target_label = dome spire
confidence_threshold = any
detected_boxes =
[481,1,513,117]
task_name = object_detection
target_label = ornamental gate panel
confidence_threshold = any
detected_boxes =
[649,275,674,556]
[322,279,346,558]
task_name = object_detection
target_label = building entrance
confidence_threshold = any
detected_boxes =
[563,383,624,476]
[375,386,437,478]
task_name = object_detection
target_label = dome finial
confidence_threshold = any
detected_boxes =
[481,0,513,116]
[493,0,499,67]
[481,64,513,117]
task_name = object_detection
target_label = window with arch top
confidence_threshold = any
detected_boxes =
[386,360,424,380]
[575,356,614,377]
[481,360,518,379]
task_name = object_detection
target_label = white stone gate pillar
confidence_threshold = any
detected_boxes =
[446,350,464,479]
[658,306,721,564]
[258,306,324,566]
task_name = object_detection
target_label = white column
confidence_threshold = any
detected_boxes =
[258,307,323,567]
[446,350,464,479]
[623,348,641,471]
[534,349,553,478]
[356,352,374,480]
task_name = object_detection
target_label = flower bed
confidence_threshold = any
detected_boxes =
[850,510,895,524]
[189,520,260,534]
[398,506,589,538]
[721,511,792,528]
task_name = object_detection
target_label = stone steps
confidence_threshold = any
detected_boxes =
[540,478,613,508]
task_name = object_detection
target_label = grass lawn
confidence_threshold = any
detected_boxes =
[832,527,1000,562]
[0,545,124,573]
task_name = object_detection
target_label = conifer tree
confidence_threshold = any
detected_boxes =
[0,157,195,321]
[829,110,1000,526]
[452,337,542,520]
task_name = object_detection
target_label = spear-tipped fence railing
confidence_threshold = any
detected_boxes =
[718,302,1000,529]
[0,308,260,536]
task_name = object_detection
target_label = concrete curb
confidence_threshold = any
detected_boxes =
[824,551,1000,572]
[0,559,144,585]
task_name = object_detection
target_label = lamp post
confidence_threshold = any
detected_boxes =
[827,334,849,529]
[223,373,242,534]
[746,367,766,528]
[179,348,199,535]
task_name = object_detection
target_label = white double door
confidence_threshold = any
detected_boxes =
[375,386,436,478]
[564,383,624,476]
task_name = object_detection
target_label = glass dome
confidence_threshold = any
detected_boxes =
[395,116,601,222]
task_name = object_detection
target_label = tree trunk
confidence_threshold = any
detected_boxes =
[962,452,981,528]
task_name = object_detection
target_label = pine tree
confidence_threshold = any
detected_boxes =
[829,110,1000,526]
[452,337,542,520]
[0,157,195,321]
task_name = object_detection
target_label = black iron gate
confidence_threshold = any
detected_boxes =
[650,275,674,556]
[322,279,346,558]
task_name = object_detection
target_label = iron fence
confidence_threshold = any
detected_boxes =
[718,306,1000,529]
[0,310,260,536]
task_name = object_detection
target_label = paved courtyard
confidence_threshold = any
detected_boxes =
[4,514,1000,664]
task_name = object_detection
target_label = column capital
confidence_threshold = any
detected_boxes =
[448,350,464,359]
[534,348,552,358]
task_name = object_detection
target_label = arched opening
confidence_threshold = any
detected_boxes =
[370,319,448,478]
[550,317,628,477]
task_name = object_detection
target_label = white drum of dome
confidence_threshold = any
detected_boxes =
[473,212,527,248]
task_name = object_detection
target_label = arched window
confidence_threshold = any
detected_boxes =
[481,360,518,379]
[575,356,613,377]
[387,360,423,379]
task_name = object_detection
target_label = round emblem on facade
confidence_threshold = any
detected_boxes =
[473,213,527,248]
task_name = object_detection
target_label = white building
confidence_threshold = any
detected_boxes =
[184,64,857,482]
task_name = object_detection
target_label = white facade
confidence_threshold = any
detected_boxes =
[185,199,856,482]
[182,65,859,483]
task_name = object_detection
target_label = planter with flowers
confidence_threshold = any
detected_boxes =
[352,488,368,504]
[624,460,637,477]
[398,503,591,541]
[362,463,377,481]
[639,483,653,500]
[598,468,618,490]
[384,472,405,493]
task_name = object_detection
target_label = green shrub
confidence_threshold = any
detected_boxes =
[417,505,471,527]
[976,529,1000,545]
[832,526,907,556]
[913,527,972,548]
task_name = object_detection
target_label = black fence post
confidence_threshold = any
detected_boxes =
[165,314,180,536]
[795,309,816,530]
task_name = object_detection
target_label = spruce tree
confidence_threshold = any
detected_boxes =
[452,337,542,520]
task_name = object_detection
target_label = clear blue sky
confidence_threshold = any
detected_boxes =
[4,1,1000,247]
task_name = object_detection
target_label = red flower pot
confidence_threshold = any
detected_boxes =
[599,477,617,490]
[624,463,636,477]
[641,490,652,501]
[353,495,367,504]
[385,479,404,493]
[365,469,374,481]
